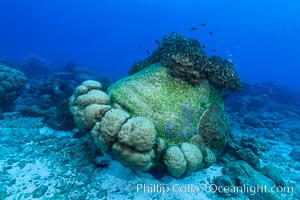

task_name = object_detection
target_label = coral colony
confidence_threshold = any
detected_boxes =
[69,33,239,178]
[2,33,297,199]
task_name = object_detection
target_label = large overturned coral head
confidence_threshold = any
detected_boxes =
[69,33,235,178]
[69,65,230,178]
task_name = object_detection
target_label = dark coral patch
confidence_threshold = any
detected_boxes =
[129,33,242,92]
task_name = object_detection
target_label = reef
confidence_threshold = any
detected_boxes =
[68,33,243,177]
[0,64,26,111]
[70,63,230,177]
[18,55,50,79]
[69,33,242,178]
[129,33,242,92]
[11,60,112,131]
[1,76,298,199]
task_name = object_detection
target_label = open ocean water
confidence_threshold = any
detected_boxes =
[0,1,299,199]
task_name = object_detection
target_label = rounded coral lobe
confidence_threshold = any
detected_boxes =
[0,64,27,110]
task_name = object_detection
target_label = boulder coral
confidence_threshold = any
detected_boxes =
[0,64,26,110]
[70,66,230,177]
[164,146,187,177]
[117,116,157,152]
[180,142,203,175]
[108,64,223,146]
[70,80,157,172]
[112,142,155,171]
[98,109,130,151]
[69,80,111,130]
[69,34,235,178]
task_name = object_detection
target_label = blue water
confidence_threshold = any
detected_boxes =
[0,0,299,90]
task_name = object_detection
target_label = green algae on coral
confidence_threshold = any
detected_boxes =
[107,63,224,146]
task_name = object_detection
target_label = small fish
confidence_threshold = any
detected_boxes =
[228,59,233,63]
[202,44,207,48]
[190,27,197,31]
[212,49,217,52]
[155,40,160,44]
[208,31,213,35]
[200,23,206,27]
[145,49,150,54]
[137,45,142,50]
[226,51,232,57]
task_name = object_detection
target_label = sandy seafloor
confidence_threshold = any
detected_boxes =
[1,84,300,200]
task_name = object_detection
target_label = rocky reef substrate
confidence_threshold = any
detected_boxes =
[1,81,299,199]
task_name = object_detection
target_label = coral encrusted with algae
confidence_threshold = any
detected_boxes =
[69,66,229,177]
[69,33,238,178]
[108,63,223,146]
[129,32,242,92]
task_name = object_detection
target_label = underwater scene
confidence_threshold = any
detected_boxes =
[0,0,299,199]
